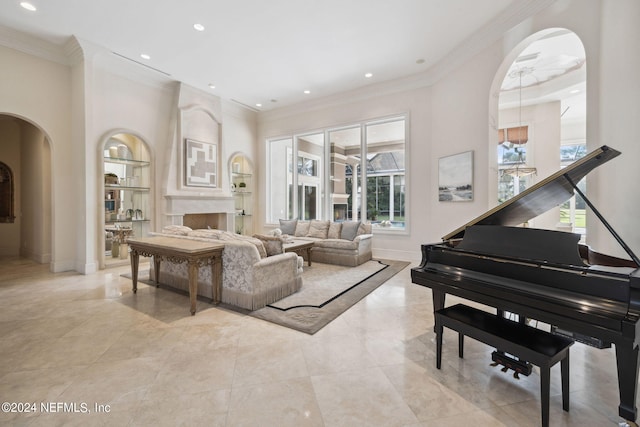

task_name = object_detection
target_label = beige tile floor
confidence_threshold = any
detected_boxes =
[0,256,635,426]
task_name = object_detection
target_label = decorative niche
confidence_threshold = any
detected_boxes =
[0,162,15,223]
[230,153,253,235]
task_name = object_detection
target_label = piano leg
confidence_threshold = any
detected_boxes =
[432,289,445,311]
[615,341,639,422]
[432,290,446,333]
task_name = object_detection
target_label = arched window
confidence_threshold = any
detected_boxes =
[0,162,15,223]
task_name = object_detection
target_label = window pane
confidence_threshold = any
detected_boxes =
[268,138,293,222]
[330,127,361,222]
[365,119,405,229]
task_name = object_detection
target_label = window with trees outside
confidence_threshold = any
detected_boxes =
[559,143,587,234]
[267,116,406,231]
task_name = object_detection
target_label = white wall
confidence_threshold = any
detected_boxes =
[20,122,51,263]
[0,45,73,272]
[591,0,640,259]
[0,40,258,273]
[0,0,637,270]
[258,0,640,262]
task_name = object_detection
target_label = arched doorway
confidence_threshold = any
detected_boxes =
[490,29,586,232]
[0,114,53,265]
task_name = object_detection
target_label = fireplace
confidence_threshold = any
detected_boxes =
[182,213,229,230]
[164,194,235,231]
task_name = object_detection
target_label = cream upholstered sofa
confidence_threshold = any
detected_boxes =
[277,219,373,267]
[148,227,303,310]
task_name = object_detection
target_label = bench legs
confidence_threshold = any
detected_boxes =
[435,327,570,427]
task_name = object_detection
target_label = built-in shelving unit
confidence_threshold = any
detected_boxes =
[102,136,152,267]
[230,154,253,235]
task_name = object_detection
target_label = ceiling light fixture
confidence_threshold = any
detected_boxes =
[140,53,151,60]
[364,73,373,78]
[193,23,205,31]
[303,90,310,94]
[20,2,36,11]
[256,103,262,107]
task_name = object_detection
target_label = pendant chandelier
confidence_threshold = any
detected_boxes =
[501,68,537,178]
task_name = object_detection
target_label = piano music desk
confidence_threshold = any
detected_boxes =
[435,304,574,427]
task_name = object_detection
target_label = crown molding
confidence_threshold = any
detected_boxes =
[259,0,559,122]
[0,24,69,65]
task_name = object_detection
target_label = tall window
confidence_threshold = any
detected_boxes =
[267,116,406,231]
[559,143,587,233]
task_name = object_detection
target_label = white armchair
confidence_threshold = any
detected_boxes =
[221,241,303,310]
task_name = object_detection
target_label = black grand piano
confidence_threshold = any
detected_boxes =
[411,145,640,423]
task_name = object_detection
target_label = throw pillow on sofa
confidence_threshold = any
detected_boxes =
[279,218,298,235]
[253,234,285,256]
[294,221,310,237]
[340,221,361,241]
[327,222,342,239]
[306,220,330,239]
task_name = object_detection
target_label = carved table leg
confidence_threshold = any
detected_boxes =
[188,259,199,315]
[130,248,139,294]
[211,254,222,305]
[153,256,161,288]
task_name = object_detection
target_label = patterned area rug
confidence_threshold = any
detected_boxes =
[250,259,409,334]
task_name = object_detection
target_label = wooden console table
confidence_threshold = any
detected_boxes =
[128,236,224,315]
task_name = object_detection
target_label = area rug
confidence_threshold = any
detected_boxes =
[250,259,409,334]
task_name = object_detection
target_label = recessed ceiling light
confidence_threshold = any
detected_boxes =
[256,103,262,107]
[364,73,373,78]
[569,89,580,94]
[20,2,36,11]
[140,53,151,60]
[208,83,216,89]
[193,23,205,31]
[416,58,425,64]
[303,90,310,94]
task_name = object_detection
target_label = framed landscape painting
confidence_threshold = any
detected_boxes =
[438,150,473,202]
[184,138,217,188]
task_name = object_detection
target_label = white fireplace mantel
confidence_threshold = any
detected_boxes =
[163,194,235,230]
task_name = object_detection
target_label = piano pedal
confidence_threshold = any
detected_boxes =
[491,351,532,377]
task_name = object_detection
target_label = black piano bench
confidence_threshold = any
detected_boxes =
[435,303,574,427]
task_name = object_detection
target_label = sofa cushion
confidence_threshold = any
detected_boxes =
[253,234,284,256]
[340,221,361,241]
[313,239,359,250]
[294,221,310,237]
[162,225,193,236]
[327,222,342,239]
[279,218,298,235]
[307,220,330,239]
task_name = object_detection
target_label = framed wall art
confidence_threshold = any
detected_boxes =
[438,150,473,202]
[184,138,217,188]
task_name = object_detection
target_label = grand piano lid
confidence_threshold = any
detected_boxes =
[443,145,620,241]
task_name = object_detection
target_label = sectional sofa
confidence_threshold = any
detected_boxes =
[277,219,373,267]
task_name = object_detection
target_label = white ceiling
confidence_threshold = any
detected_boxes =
[0,0,555,111]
